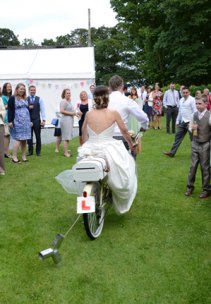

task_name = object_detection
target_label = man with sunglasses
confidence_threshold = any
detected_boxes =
[163,86,196,157]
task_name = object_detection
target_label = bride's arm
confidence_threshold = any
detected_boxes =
[114,111,134,151]
[81,117,88,144]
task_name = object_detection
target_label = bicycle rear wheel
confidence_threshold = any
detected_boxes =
[83,182,105,240]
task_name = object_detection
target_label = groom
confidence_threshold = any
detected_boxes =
[108,75,149,149]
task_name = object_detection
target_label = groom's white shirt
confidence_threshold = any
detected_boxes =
[108,91,149,136]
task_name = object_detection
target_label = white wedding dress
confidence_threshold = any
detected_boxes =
[56,123,137,215]
[78,124,137,214]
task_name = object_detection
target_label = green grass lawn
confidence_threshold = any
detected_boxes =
[0,124,210,304]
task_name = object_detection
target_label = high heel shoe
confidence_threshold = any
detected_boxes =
[22,159,29,162]
[64,153,71,157]
[4,154,11,158]
[11,158,21,163]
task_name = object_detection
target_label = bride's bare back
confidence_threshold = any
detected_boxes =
[85,108,116,134]
[82,108,134,150]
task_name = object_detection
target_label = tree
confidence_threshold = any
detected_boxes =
[0,28,20,46]
[21,38,37,47]
[92,25,144,84]
[158,0,211,85]
[55,34,72,47]
[41,29,88,47]
[68,29,88,46]
[111,0,211,85]
[41,38,56,46]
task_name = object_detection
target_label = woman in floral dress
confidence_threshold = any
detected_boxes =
[8,83,31,163]
[152,83,163,129]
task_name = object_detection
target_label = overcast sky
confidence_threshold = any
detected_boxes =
[0,0,117,44]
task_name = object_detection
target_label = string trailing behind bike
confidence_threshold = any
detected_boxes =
[38,128,146,264]
[38,155,111,264]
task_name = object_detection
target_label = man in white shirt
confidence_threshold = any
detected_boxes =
[163,86,197,157]
[108,75,149,149]
[138,85,147,110]
[163,83,180,134]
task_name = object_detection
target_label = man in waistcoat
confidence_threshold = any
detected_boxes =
[27,85,46,156]
[185,94,211,199]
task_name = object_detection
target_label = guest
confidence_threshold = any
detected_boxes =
[203,88,211,111]
[163,86,197,157]
[179,85,185,99]
[152,83,163,129]
[87,84,95,100]
[123,84,130,97]
[1,82,12,157]
[184,95,211,199]
[128,87,142,133]
[163,82,180,134]
[8,83,31,163]
[60,88,76,157]
[195,90,202,97]
[0,97,6,175]
[54,111,62,153]
[27,85,46,156]
[129,87,140,103]
[138,85,147,110]
[143,86,153,128]
[76,90,92,146]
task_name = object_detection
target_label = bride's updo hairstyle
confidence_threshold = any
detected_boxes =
[93,86,109,109]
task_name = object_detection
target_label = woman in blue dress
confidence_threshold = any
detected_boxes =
[8,83,31,163]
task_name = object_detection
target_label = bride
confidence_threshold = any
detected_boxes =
[56,86,137,215]
[78,85,137,215]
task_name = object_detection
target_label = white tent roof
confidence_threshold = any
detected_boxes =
[0,47,95,80]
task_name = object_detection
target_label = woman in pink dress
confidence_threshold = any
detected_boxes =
[152,83,163,129]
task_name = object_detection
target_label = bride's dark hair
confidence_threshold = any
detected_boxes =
[93,86,109,109]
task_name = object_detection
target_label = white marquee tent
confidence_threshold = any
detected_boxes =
[0,47,95,125]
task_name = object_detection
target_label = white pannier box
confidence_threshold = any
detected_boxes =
[72,157,108,182]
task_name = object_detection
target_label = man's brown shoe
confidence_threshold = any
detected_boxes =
[199,191,210,199]
[185,188,193,196]
[163,152,174,158]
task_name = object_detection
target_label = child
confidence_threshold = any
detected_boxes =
[54,112,62,153]
[185,95,211,198]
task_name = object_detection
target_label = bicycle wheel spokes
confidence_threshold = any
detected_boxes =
[83,182,105,240]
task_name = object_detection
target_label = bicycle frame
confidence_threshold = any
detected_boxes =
[72,155,111,240]
[71,129,144,239]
